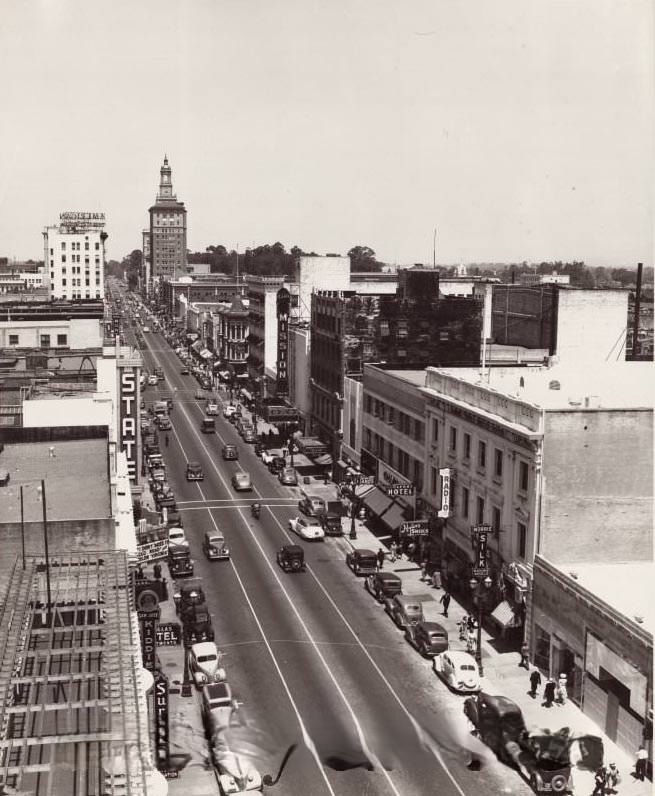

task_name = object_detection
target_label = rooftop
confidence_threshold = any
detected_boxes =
[556,560,655,635]
[430,361,654,411]
[0,439,111,522]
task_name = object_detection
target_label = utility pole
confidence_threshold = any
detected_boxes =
[432,228,437,268]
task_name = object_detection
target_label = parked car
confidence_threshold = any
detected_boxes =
[222,444,238,461]
[154,367,164,380]
[157,416,172,431]
[243,428,257,444]
[189,642,226,688]
[186,461,204,481]
[261,448,283,465]
[203,531,230,561]
[200,681,234,726]
[278,467,298,486]
[150,466,167,483]
[254,442,265,457]
[433,650,481,693]
[182,603,214,646]
[288,516,325,541]
[345,548,378,576]
[365,571,403,603]
[223,404,237,419]
[405,620,449,657]
[298,495,326,517]
[231,472,252,491]
[385,594,424,630]
[200,377,212,390]
[319,511,343,536]
[268,457,286,475]
[168,526,188,549]
[276,544,305,572]
[168,547,194,578]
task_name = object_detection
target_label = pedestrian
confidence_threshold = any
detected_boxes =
[376,548,386,571]
[466,628,476,654]
[543,678,556,708]
[529,669,542,698]
[467,615,476,633]
[635,745,648,781]
[389,541,398,562]
[420,560,428,581]
[557,673,568,705]
[431,569,442,590]
[592,765,607,796]
[407,541,417,562]
[519,642,530,669]
[459,616,468,641]
[605,763,620,794]
[153,562,162,580]
[440,591,451,618]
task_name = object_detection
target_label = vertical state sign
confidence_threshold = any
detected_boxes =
[276,288,290,397]
[119,367,138,482]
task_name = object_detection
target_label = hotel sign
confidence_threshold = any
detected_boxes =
[119,367,138,482]
[438,468,451,518]
[59,211,106,232]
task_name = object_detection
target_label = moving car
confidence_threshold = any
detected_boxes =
[288,516,325,541]
[203,531,230,561]
[168,547,194,578]
[433,650,481,693]
[385,594,424,630]
[157,416,172,431]
[278,467,298,486]
[186,461,204,481]
[345,548,378,576]
[298,495,326,517]
[405,620,449,657]
[242,428,257,444]
[147,374,158,385]
[206,401,219,416]
[231,472,252,491]
[222,444,238,461]
[200,416,216,433]
[189,641,226,688]
[276,544,305,572]
[365,571,403,603]
[180,366,189,375]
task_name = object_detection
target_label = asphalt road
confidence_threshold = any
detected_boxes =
[116,291,530,796]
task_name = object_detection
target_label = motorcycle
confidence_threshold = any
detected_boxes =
[251,503,261,520]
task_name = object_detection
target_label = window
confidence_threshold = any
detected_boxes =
[95,242,100,250]
[432,419,439,442]
[476,496,485,524]
[85,242,89,250]
[61,242,66,250]
[478,441,487,469]
[463,433,471,459]
[492,506,501,533]
[49,248,53,255]
[461,487,469,518]
[518,522,527,558]
[62,255,66,263]
[40,334,50,348]
[431,466,438,494]
[62,279,66,286]
[8,334,19,345]
[519,461,529,492]
[449,426,457,452]
[57,334,67,346]
[494,449,503,478]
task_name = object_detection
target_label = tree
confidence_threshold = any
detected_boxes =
[348,245,383,272]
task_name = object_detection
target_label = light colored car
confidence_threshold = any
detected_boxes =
[261,448,283,465]
[231,472,252,491]
[147,374,158,385]
[433,650,481,693]
[142,326,150,332]
[168,527,188,548]
[298,495,326,517]
[206,402,219,416]
[223,404,237,418]
[188,641,226,688]
[279,467,298,486]
[288,516,325,541]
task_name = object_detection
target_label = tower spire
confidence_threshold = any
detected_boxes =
[158,156,174,201]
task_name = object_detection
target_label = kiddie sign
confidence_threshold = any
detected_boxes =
[119,367,138,481]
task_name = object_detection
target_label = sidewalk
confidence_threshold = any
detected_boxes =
[340,515,652,796]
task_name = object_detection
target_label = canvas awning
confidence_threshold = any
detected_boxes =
[191,340,203,353]
[199,348,213,359]
[314,453,333,466]
[362,487,394,518]
[380,502,407,532]
[491,601,519,628]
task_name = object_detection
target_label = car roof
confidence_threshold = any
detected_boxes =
[282,544,304,554]
[192,641,218,658]
[354,548,375,556]
[419,620,448,633]
[395,595,422,607]
[377,571,402,582]
[205,531,224,540]
[187,461,201,467]
[447,650,477,664]
[203,681,232,702]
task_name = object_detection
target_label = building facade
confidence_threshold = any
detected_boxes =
[147,156,187,282]
[215,295,249,377]
[43,212,107,300]
[0,299,104,350]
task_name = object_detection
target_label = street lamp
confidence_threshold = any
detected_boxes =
[349,502,357,540]
[469,574,492,676]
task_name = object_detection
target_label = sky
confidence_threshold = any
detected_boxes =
[0,0,652,267]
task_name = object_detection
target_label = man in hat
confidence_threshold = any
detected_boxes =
[529,669,542,699]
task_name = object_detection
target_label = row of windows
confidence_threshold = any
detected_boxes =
[56,255,100,265]
[438,422,530,492]
[55,241,100,252]
[9,334,68,347]
[363,427,424,490]
[364,395,425,442]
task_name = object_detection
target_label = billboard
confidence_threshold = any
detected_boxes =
[59,211,106,232]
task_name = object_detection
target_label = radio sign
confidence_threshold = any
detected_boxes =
[438,468,451,518]
[119,368,138,482]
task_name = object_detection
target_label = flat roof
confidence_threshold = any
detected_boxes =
[383,369,427,388]
[0,439,110,522]
[556,561,655,634]
[431,361,654,410]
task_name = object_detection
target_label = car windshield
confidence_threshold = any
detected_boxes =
[209,537,223,545]
[460,664,476,671]
[198,653,217,663]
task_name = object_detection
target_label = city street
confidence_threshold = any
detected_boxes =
[134,323,530,796]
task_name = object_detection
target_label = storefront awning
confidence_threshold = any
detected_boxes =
[314,453,333,466]
[362,487,394,518]
[240,389,253,402]
[380,502,407,532]
[191,340,203,353]
[200,348,213,359]
[491,601,520,628]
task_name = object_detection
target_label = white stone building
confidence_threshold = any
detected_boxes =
[43,212,107,300]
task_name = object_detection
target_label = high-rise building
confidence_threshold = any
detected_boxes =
[43,212,107,300]
[148,156,187,282]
